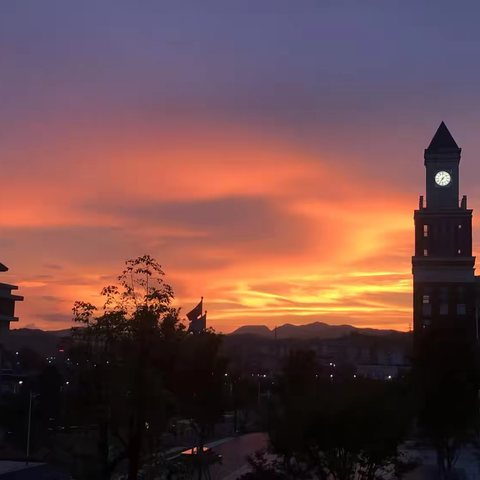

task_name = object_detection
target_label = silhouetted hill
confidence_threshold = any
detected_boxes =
[230,322,399,340]
[230,325,272,337]
[6,328,70,357]
[6,322,401,358]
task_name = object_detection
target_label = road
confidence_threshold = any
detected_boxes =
[208,433,267,480]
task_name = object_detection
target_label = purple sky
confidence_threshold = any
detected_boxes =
[2,1,480,332]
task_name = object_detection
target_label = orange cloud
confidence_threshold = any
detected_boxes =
[1,119,417,333]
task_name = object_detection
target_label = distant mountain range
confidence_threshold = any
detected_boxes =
[230,322,400,340]
[5,322,401,358]
[6,328,70,357]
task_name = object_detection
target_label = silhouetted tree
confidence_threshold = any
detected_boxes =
[250,350,415,480]
[414,327,479,479]
[230,372,258,433]
[174,330,228,477]
[17,347,46,372]
[68,255,186,480]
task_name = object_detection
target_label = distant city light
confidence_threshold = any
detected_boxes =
[15,352,18,355]
[59,349,64,353]
[387,375,392,380]
[330,374,333,378]
[263,374,267,378]
[65,382,69,385]
[18,381,23,385]
[224,373,228,377]
[354,375,356,378]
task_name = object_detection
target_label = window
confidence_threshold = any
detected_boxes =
[422,319,431,327]
[458,224,462,229]
[423,304,432,316]
[424,249,428,256]
[423,295,430,304]
[457,249,461,254]
[440,303,448,315]
[457,304,466,315]
[423,225,428,237]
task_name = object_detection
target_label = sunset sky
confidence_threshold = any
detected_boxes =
[2,1,480,333]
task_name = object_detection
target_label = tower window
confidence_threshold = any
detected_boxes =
[423,225,428,237]
[423,304,431,316]
[457,304,466,315]
[423,249,428,256]
[423,295,430,304]
[440,304,448,315]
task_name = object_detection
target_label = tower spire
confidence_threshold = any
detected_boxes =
[426,121,459,152]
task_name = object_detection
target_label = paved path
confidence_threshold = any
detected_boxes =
[209,433,267,480]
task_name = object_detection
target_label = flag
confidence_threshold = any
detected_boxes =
[186,298,203,322]
[189,312,207,334]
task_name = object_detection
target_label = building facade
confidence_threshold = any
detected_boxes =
[412,122,476,343]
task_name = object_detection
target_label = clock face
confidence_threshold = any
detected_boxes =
[435,170,451,186]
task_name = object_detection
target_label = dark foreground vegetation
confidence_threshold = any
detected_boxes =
[0,256,478,480]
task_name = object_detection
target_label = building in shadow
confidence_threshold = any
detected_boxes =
[0,262,23,389]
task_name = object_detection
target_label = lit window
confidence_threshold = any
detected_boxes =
[423,304,432,316]
[423,295,430,304]
[458,225,462,229]
[457,304,466,315]
[424,249,428,256]
[424,225,428,237]
[440,303,448,315]
[458,249,462,254]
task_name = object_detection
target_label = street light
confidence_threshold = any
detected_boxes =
[26,392,40,466]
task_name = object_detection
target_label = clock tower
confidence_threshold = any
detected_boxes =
[412,122,476,343]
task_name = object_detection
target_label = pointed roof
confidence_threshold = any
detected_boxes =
[426,122,459,152]
[0,263,7,273]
